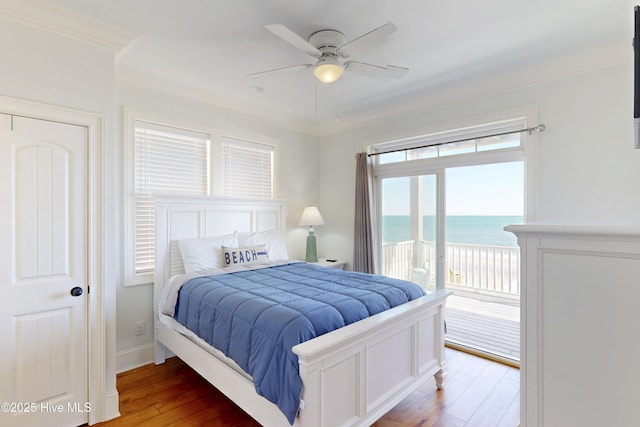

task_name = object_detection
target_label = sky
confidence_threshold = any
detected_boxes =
[381,161,524,216]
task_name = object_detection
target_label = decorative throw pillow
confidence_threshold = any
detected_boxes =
[222,245,269,266]
[178,233,238,273]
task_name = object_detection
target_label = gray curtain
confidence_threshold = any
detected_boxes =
[353,152,377,273]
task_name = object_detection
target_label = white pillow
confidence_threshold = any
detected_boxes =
[177,233,238,273]
[222,245,269,266]
[236,230,289,261]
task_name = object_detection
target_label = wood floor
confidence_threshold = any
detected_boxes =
[95,347,519,427]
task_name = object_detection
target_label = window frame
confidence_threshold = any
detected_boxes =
[370,107,539,280]
[372,118,527,166]
[212,136,275,199]
[123,108,278,286]
[123,108,213,286]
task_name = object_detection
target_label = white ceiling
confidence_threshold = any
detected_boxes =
[49,0,635,133]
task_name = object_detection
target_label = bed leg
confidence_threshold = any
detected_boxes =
[434,369,445,390]
[154,316,167,365]
[153,341,166,365]
[154,341,166,365]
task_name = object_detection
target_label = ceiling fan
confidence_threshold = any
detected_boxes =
[247,21,409,84]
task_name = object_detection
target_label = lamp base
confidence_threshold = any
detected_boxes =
[305,233,318,263]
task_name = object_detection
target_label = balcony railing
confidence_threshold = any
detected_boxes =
[382,240,520,299]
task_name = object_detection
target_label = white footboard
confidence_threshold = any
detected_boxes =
[294,289,450,427]
[155,289,449,427]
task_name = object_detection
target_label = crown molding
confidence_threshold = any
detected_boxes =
[116,69,319,137]
[0,0,136,52]
[314,41,630,137]
[118,40,628,138]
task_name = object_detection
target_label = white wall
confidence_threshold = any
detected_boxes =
[0,20,115,113]
[114,87,320,371]
[0,17,119,420]
[318,60,640,266]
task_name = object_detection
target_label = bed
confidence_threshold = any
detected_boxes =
[153,195,450,427]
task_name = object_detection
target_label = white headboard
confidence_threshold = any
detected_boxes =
[153,195,287,309]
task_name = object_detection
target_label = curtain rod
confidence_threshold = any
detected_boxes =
[367,124,546,157]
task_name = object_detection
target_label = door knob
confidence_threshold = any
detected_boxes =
[70,286,83,297]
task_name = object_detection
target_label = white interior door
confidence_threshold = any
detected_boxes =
[0,115,89,426]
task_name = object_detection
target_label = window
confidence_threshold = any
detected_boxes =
[374,119,524,165]
[130,120,210,284]
[125,111,277,286]
[221,137,273,199]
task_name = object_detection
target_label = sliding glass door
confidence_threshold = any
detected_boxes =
[378,162,523,363]
[372,116,532,363]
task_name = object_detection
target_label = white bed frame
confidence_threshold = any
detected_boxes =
[153,195,450,427]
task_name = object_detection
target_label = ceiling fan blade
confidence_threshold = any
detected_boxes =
[247,64,313,79]
[345,61,409,79]
[265,24,322,57]
[338,21,397,57]
[386,65,410,78]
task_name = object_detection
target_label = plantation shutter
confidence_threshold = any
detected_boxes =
[222,137,273,198]
[134,121,210,275]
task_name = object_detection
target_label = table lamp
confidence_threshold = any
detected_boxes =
[299,206,325,262]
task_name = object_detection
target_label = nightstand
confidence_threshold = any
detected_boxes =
[312,258,347,270]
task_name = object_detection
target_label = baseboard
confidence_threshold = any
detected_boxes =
[116,343,155,373]
[102,389,121,423]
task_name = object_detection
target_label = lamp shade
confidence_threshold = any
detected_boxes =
[299,206,325,226]
[313,56,344,83]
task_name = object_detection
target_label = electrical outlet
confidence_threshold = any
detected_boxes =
[135,320,146,336]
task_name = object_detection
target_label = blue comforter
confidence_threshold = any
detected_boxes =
[173,262,425,424]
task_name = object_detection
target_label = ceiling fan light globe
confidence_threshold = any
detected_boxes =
[313,62,344,83]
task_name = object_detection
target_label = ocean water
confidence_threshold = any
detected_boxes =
[382,215,523,247]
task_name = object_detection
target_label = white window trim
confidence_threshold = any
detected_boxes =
[373,118,526,156]
[123,108,279,286]
[123,107,213,286]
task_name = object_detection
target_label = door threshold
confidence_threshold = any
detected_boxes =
[445,341,520,369]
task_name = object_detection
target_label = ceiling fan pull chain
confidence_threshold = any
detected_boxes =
[334,81,340,122]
